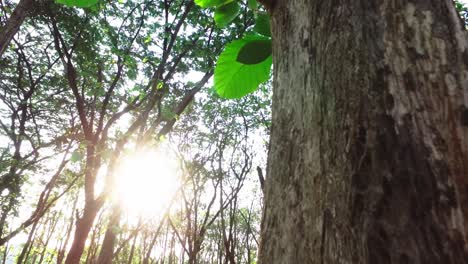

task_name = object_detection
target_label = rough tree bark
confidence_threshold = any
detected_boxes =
[259,0,468,263]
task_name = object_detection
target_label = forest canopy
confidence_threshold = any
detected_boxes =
[0,0,270,263]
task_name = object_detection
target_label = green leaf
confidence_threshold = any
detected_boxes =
[254,13,271,37]
[55,0,98,8]
[157,82,164,90]
[144,35,152,44]
[195,0,233,8]
[236,39,272,65]
[215,1,240,28]
[248,0,258,10]
[71,151,83,163]
[215,36,272,99]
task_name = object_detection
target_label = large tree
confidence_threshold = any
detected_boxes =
[259,0,468,263]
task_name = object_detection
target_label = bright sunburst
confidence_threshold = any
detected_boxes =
[113,148,180,218]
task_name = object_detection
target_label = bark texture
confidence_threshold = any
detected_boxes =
[259,1,468,263]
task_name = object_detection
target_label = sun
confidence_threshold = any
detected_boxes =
[113,148,180,218]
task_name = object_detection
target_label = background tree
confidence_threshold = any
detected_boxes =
[0,1,269,264]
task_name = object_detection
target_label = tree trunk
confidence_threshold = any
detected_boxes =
[1,243,8,264]
[0,0,34,57]
[0,196,15,237]
[84,220,99,264]
[57,195,78,264]
[97,205,121,264]
[16,218,39,264]
[259,0,468,263]
[64,202,100,264]
[126,233,138,264]
[37,214,59,264]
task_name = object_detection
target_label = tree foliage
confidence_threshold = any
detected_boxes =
[0,0,269,263]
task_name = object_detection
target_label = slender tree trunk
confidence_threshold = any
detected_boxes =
[57,196,78,264]
[97,205,121,264]
[260,0,468,263]
[168,234,175,264]
[30,253,37,264]
[16,218,39,264]
[161,225,169,264]
[84,220,100,264]
[26,220,47,264]
[0,0,34,57]
[0,197,15,237]
[89,225,104,264]
[64,202,100,264]
[37,214,59,264]
[143,228,162,264]
[217,235,223,264]
[2,241,9,264]
[245,209,252,264]
[126,233,138,264]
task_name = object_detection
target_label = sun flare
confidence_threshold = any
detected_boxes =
[113,149,180,218]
